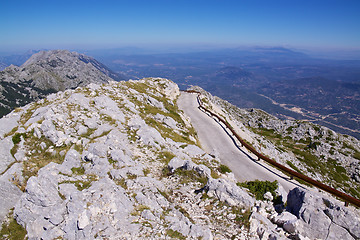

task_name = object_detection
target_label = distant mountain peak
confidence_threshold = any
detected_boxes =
[0,50,125,117]
[22,49,73,67]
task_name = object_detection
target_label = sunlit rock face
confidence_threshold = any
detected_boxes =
[0,50,125,118]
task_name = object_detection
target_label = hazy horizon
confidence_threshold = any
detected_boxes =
[1,0,360,59]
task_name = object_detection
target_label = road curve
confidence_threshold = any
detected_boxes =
[178,92,303,193]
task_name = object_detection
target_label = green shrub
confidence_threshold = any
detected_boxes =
[12,133,26,144]
[218,164,232,174]
[238,180,278,200]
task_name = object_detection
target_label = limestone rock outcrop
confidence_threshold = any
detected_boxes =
[0,50,125,118]
[0,78,265,239]
[0,60,359,238]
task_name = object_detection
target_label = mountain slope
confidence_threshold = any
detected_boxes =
[192,86,360,198]
[0,50,125,118]
[0,78,359,239]
[0,78,254,239]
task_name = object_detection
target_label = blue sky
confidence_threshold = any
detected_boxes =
[1,0,360,52]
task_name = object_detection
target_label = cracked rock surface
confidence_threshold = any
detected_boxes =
[0,73,359,239]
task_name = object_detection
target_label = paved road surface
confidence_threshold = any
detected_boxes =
[178,92,304,193]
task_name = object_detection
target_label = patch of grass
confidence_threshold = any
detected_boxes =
[326,158,350,184]
[143,168,151,176]
[291,148,318,171]
[286,161,302,173]
[131,205,150,216]
[349,186,360,199]
[210,169,220,179]
[218,164,231,174]
[127,128,138,143]
[166,229,186,239]
[108,158,117,165]
[343,142,358,152]
[10,132,29,157]
[22,141,69,182]
[161,167,171,178]
[73,143,83,153]
[71,166,85,175]
[174,168,207,185]
[201,192,211,200]
[127,173,137,180]
[125,81,151,95]
[237,180,278,201]
[157,151,176,164]
[80,128,96,138]
[0,209,27,240]
[115,178,127,189]
[232,207,251,230]
[158,189,170,201]
[59,174,97,191]
[101,115,116,125]
[353,151,360,160]
[306,141,320,150]
[286,126,294,133]
[10,144,19,158]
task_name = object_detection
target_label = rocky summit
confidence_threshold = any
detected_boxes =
[0,76,359,240]
[0,50,124,118]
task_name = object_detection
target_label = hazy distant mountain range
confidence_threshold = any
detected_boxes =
[85,47,360,138]
[1,47,359,138]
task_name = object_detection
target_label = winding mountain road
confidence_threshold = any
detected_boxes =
[178,92,304,193]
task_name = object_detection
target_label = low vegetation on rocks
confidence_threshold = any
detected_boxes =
[0,65,359,238]
[193,86,360,199]
[0,78,263,239]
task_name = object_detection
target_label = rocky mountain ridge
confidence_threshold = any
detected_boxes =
[0,50,125,118]
[191,86,360,199]
[0,77,359,239]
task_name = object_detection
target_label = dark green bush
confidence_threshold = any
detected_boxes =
[218,164,232,174]
[12,133,26,144]
[237,180,278,200]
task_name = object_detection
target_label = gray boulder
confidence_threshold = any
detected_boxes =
[206,178,255,207]
[168,157,185,173]
[0,179,23,224]
[0,113,20,139]
[323,199,360,239]
[94,95,125,123]
[272,211,298,227]
[0,136,15,173]
[183,145,205,158]
[286,187,360,239]
[59,149,81,175]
